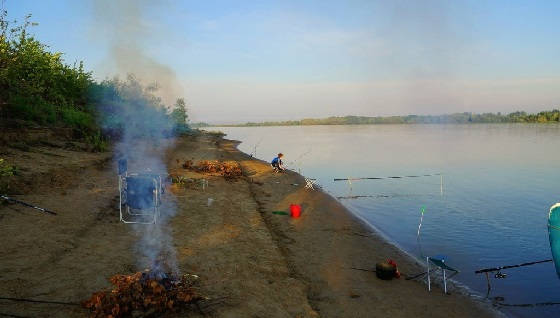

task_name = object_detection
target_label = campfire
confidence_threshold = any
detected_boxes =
[82,269,204,317]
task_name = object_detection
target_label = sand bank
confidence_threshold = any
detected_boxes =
[0,132,502,317]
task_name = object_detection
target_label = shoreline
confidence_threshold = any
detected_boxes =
[220,135,504,317]
[338,200,489,303]
[0,131,504,317]
[225,134,485,299]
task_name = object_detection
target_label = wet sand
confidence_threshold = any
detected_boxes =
[0,131,502,317]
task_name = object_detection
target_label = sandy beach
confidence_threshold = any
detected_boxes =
[0,130,502,317]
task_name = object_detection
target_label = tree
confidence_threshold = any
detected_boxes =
[170,98,189,133]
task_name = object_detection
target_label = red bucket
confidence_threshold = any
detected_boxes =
[290,204,301,218]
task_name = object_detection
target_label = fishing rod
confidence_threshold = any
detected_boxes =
[1,195,57,215]
[334,173,441,181]
[0,296,78,306]
[249,138,263,157]
[475,259,552,274]
[475,258,553,297]
[336,193,438,200]
[496,301,560,308]
[337,173,444,197]
[337,194,392,199]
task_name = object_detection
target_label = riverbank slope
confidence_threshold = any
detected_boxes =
[0,131,501,317]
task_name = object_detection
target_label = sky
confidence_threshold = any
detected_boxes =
[5,0,560,123]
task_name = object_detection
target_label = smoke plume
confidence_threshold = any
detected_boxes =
[92,0,182,106]
[91,0,182,274]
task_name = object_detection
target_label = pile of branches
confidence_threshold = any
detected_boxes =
[180,159,194,170]
[183,160,242,179]
[82,270,204,318]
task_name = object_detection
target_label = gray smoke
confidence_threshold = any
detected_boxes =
[91,0,182,274]
[376,0,474,113]
[105,76,179,274]
[92,0,182,106]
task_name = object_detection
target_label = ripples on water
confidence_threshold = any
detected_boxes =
[214,124,560,318]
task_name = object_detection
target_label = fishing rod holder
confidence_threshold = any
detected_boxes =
[304,178,315,190]
[118,159,164,224]
[426,256,459,294]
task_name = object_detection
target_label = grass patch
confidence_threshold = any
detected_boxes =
[85,131,108,152]
[0,158,17,177]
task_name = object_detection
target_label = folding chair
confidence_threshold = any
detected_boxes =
[427,255,459,294]
[118,159,163,224]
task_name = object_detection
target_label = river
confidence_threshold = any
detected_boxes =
[212,124,560,318]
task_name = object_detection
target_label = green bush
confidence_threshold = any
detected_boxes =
[1,10,190,144]
[0,158,16,177]
[60,107,94,130]
[1,12,92,129]
[7,95,57,124]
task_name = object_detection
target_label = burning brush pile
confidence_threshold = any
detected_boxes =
[82,270,204,317]
[181,160,242,179]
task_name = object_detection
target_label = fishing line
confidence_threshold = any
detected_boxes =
[286,147,312,169]
[349,267,376,273]
[0,312,30,318]
[404,271,427,280]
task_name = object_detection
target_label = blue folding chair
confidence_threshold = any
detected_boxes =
[427,255,459,294]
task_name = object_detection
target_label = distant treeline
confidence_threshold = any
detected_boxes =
[0,11,189,149]
[190,122,211,128]
[221,110,560,127]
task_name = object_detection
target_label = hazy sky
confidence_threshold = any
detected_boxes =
[6,0,560,123]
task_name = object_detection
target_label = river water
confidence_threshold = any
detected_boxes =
[212,124,560,318]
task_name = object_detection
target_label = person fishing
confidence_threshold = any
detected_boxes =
[271,153,285,172]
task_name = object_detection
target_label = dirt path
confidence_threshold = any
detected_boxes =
[165,135,316,317]
[0,141,135,317]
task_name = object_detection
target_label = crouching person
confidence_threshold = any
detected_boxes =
[271,153,285,172]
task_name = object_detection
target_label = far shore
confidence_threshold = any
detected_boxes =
[197,109,560,128]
